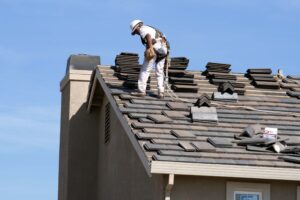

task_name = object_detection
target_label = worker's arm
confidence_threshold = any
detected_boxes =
[145,34,153,49]
[144,34,156,60]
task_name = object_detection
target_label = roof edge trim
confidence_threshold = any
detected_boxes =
[94,66,152,177]
[151,161,300,181]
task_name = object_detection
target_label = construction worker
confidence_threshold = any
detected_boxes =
[130,19,169,98]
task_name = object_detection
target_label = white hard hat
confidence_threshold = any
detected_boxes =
[130,19,143,35]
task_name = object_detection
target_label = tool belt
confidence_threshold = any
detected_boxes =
[154,42,168,61]
[144,48,156,61]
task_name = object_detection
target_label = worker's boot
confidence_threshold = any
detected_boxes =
[158,92,164,99]
[131,91,146,97]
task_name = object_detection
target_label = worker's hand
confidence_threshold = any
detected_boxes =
[145,47,156,61]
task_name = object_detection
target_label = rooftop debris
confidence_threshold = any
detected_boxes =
[242,124,264,137]
[234,125,300,163]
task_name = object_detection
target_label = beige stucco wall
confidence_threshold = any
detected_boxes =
[96,96,165,200]
[171,175,300,200]
[59,71,100,200]
[59,70,165,200]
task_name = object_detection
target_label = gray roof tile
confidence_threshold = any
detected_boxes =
[191,106,218,123]
[171,130,196,139]
[213,92,238,102]
[128,113,148,119]
[162,110,188,119]
[179,141,196,152]
[151,139,179,145]
[92,65,300,169]
[144,142,183,151]
[166,102,189,111]
[207,137,233,148]
[279,156,300,164]
[136,132,177,140]
[191,141,216,152]
[138,118,154,123]
[147,114,172,123]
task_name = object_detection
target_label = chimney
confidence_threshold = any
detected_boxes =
[58,54,101,200]
[66,54,100,73]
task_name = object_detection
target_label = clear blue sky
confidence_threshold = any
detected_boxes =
[0,0,299,199]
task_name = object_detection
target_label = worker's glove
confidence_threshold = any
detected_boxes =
[144,47,156,61]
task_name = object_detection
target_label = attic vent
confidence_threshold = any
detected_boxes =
[105,103,111,144]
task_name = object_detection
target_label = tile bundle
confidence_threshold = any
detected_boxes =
[205,62,246,95]
[282,75,300,99]
[246,68,280,89]
[114,52,150,89]
[166,57,199,93]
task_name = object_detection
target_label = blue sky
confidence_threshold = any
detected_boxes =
[0,0,299,199]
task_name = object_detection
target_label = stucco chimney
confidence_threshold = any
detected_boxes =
[66,54,100,73]
[58,54,101,200]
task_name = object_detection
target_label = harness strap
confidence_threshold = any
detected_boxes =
[140,25,170,50]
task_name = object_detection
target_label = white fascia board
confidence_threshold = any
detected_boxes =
[151,161,300,181]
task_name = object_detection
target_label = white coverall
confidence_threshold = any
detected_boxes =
[138,25,168,94]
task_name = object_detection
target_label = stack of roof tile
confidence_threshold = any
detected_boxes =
[287,75,300,80]
[114,52,150,89]
[169,57,189,70]
[286,90,300,99]
[205,62,231,73]
[246,68,280,89]
[205,62,246,95]
[283,75,300,99]
[166,57,198,93]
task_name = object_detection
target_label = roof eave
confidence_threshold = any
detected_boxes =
[151,161,300,181]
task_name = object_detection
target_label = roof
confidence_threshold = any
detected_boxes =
[87,53,300,181]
